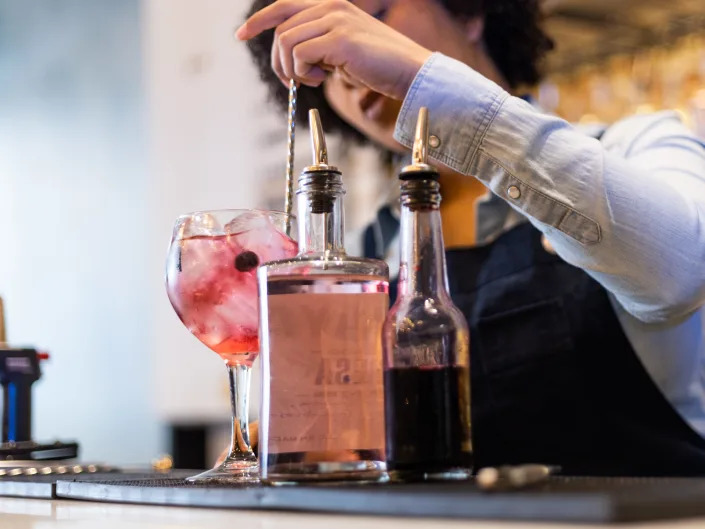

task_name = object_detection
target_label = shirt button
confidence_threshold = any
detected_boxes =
[429,135,441,148]
[507,185,521,200]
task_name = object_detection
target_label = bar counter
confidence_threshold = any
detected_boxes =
[2,497,705,529]
[6,472,705,527]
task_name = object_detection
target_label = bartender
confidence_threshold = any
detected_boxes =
[237,0,705,475]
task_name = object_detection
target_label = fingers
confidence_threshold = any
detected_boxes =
[273,19,332,85]
[296,65,328,87]
[289,35,340,85]
[236,0,320,40]
[272,1,337,37]
[334,67,366,89]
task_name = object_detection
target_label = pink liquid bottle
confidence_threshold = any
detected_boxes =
[257,109,389,484]
[382,108,472,481]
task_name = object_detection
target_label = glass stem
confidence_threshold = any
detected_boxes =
[227,363,255,460]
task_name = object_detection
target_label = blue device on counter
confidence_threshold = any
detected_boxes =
[0,346,78,460]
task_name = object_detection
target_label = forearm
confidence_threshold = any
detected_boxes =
[395,53,705,323]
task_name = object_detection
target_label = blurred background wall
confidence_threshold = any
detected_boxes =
[0,0,703,465]
[0,0,162,464]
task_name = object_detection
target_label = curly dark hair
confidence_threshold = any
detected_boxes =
[245,0,553,142]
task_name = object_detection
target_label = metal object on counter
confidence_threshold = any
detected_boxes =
[476,464,558,491]
[0,350,58,448]
[285,79,297,237]
[0,298,78,459]
[0,436,78,462]
[0,349,42,444]
[0,462,116,478]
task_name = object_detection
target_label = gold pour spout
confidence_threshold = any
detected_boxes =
[304,109,338,173]
[412,106,429,166]
[402,107,435,175]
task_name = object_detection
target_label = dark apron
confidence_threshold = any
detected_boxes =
[376,221,705,476]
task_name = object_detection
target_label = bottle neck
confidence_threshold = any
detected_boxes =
[398,178,449,298]
[296,172,345,256]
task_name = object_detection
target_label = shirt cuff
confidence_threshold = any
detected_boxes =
[393,53,601,246]
[394,52,509,175]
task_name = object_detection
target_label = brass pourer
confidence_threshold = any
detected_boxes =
[298,109,343,214]
[400,107,437,177]
[304,109,339,174]
[399,107,440,208]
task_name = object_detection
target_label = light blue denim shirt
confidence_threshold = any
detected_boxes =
[392,53,705,435]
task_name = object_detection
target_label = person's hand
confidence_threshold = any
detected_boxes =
[236,0,433,101]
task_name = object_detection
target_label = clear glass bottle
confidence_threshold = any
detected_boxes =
[257,109,389,484]
[382,108,472,481]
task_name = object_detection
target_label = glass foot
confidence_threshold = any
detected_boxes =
[186,458,259,485]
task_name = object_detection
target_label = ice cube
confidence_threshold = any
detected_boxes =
[212,284,260,330]
[227,213,297,265]
[176,212,224,239]
[224,211,270,235]
[178,236,229,279]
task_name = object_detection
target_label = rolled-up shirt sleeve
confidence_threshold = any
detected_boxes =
[394,52,705,325]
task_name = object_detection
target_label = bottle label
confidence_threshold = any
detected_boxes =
[266,292,387,454]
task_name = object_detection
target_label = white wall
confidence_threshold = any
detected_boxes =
[0,1,162,463]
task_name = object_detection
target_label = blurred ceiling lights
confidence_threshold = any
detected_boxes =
[543,0,705,73]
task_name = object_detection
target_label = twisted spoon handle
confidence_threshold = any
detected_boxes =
[285,79,297,236]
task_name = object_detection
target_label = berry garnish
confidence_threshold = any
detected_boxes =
[234,250,259,272]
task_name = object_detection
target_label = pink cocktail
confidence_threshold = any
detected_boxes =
[165,210,296,483]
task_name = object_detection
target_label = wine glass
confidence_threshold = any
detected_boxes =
[165,209,297,483]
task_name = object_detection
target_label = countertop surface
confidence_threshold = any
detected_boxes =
[4,498,705,529]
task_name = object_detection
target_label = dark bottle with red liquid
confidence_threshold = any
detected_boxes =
[382,108,472,481]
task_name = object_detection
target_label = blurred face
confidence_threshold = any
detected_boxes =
[323,0,482,152]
